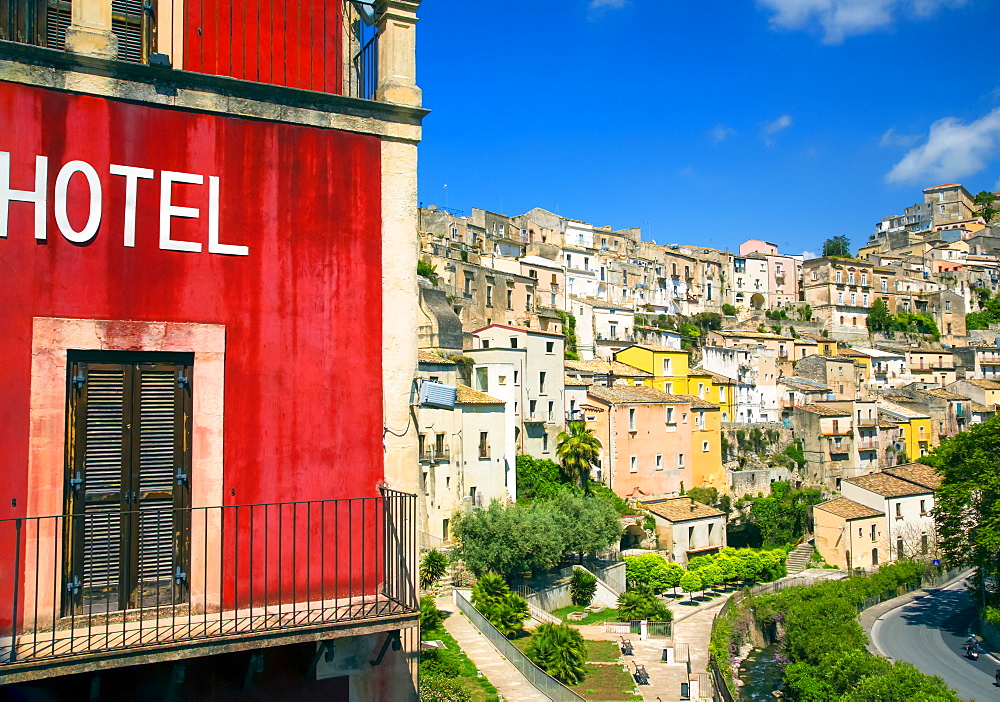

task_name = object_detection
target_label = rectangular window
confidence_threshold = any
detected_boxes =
[529,399,537,417]
[546,341,554,353]
[548,401,554,421]
[662,358,672,375]
[539,371,546,394]
[506,289,513,309]
[666,407,674,424]
[678,453,684,467]
[629,408,636,431]
[871,524,877,541]
[895,502,902,517]
[836,271,842,283]
[486,286,493,307]
[65,352,193,615]
[510,337,518,348]
[702,440,710,452]
[542,434,548,452]
[630,456,637,473]
[920,499,926,514]
[655,454,663,470]
[479,432,489,459]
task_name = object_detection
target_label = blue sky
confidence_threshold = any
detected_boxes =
[415,0,1000,256]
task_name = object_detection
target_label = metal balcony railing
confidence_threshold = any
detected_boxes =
[0,492,416,669]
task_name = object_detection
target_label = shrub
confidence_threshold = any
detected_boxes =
[420,596,444,633]
[722,303,737,316]
[526,623,587,685]
[420,549,449,590]
[615,588,673,621]
[570,568,598,607]
[470,573,528,638]
[418,671,472,702]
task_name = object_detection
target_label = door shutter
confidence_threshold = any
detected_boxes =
[133,364,188,607]
[110,0,149,63]
[70,363,129,614]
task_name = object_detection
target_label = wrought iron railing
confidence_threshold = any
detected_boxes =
[0,491,416,667]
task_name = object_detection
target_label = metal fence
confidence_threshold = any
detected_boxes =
[454,590,585,702]
[0,490,417,667]
[603,620,672,639]
[707,565,968,702]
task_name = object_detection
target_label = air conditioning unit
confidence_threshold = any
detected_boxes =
[419,380,457,409]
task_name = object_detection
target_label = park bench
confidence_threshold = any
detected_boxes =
[619,636,634,656]
[633,661,649,685]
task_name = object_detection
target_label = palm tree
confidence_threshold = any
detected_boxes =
[526,622,587,685]
[555,420,602,492]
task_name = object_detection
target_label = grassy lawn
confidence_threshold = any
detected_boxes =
[551,605,620,625]
[569,663,643,701]
[422,625,500,702]
[585,639,622,662]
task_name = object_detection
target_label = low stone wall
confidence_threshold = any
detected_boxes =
[729,467,791,499]
[524,564,623,612]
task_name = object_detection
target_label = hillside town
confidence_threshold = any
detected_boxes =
[414,182,1000,556]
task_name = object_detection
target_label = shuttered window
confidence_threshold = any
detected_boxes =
[65,353,192,616]
[1,0,150,63]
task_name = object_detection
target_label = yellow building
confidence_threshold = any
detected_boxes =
[688,395,726,493]
[615,345,692,395]
[879,399,932,458]
[813,497,886,570]
[838,348,872,384]
[689,369,738,423]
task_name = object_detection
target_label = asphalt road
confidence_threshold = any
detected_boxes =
[871,580,1000,701]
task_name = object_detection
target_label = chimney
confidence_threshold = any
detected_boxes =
[690,502,696,512]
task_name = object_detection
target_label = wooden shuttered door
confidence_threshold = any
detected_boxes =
[65,354,192,616]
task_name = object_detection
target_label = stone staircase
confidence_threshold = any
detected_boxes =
[786,541,814,575]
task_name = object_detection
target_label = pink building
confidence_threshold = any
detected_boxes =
[586,386,694,499]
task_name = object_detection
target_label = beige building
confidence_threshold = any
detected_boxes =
[814,497,886,570]
[640,497,727,566]
[801,258,894,339]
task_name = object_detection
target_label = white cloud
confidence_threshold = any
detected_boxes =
[760,114,793,146]
[801,250,818,260]
[879,127,920,148]
[589,0,628,9]
[709,124,737,144]
[756,0,965,44]
[885,107,1000,184]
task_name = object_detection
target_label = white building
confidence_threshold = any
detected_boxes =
[849,347,907,389]
[469,325,566,460]
[840,463,940,564]
[416,352,511,546]
[701,345,772,422]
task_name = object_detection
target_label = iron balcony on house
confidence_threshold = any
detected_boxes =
[0,491,417,684]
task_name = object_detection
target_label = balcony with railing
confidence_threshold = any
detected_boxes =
[0,0,392,102]
[0,492,417,682]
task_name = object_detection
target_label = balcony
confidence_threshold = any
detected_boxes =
[0,493,417,682]
[857,440,879,450]
[421,447,450,463]
[0,0,382,100]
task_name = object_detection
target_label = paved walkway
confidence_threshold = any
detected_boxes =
[435,594,549,702]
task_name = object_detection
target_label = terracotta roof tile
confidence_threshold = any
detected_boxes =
[795,404,851,417]
[418,350,456,365]
[845,472,932,498]
[588,385,695,405]
[962,379,1000,390]
[815,497,884,520]
[456,385,504,405]
[920,388,968,400]
[883,463,942,490]
[564,360,652,377]
[641,497,725,523]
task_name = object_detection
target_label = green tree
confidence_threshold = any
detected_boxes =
[570,568,598,607]
[929,417,1000,603]
[550,492,622,562]
[555,421,602,492]
[700,564,723,592]
[722,303,737,316]
[625,553,669,588]
[452,501,563,580]
[525,623,587,685]
[974,191,998,224]
[679,571,703,601]
[470,573,528,637]
[515,454,573,502]
[471,572,510,611]
[822,235,852,258]
[420,549,449,590]
[866,298,893,333]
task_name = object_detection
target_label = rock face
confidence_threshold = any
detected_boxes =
[418,278,464,352]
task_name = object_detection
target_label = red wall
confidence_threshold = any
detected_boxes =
[183,0,344,94]
[0,81,384,518]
